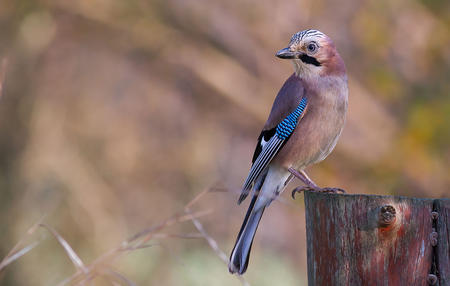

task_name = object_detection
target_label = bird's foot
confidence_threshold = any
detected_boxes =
[291,186,346,199]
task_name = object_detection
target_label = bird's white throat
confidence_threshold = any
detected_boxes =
[292,59,322,79]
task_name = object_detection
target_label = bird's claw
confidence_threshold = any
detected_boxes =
[291,186,314,199]
[291,186,346,199]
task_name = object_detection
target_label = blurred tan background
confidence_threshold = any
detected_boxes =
[0,0,449,285]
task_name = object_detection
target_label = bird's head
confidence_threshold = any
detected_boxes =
[276,29,346,78]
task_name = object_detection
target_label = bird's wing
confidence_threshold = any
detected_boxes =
[238,96,308,204]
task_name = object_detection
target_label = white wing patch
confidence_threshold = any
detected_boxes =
[260,137,269,148]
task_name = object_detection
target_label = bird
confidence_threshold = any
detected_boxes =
[228,29,348,275]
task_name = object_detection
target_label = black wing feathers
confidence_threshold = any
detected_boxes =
[251,128,276,164]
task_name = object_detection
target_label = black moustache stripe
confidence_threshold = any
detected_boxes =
[300,54,321,66]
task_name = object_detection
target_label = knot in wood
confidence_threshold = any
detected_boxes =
[379,205,396,227]
[430,231,438,246]
[431,211,438,220]
[427,274,437,285]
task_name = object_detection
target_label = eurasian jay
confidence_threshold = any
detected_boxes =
[229,29,348,275]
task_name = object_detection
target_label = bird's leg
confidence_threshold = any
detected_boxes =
[288,168,318,188]
[288,168,345,199]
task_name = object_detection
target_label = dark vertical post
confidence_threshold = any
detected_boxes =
[303,192,449,285]
[435,199,450,285]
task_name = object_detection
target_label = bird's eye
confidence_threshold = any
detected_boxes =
[307,42,318,53]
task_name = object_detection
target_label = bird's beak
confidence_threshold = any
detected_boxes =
[276,47,301,59]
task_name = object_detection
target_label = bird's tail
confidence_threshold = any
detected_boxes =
[228,195,265,275]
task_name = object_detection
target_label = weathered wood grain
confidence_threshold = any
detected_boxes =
[436,198,450,285]
[304,192,446,286]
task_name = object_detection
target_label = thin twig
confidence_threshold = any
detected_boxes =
[39,223,87,273]
[0,216,45,272]
[185,205,250,286]
[184,187,212,210]
[151,232,204,239]
[102,268,137,286]
[55,187,256,285]
[0,241,41,271]
[120,244,156,252]
[57,207,212,285]
[127,209,212,244]
[186,209,228,263]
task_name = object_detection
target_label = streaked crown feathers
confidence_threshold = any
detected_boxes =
[289,29,326,45]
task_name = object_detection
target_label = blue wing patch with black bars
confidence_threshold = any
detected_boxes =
[276,97,308,140]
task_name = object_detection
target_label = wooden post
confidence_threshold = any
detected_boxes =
[435,199,450,285]
[304,192,449,286]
